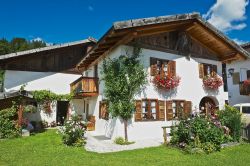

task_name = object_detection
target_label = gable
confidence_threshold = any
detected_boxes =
[77,13,249,71]
[129,31,219,60]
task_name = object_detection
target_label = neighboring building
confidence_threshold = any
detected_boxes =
[227,43,250,105]
[70,13,249,141]
[0,38,96,124]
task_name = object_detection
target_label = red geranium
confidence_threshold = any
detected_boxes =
[203,75,223,90]
[243,80,250,87]
[153,75,181,90]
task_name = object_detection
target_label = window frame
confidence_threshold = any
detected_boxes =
[141,99,159,121]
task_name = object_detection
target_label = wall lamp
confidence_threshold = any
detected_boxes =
[228,68,235,77]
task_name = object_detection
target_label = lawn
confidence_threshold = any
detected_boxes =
[0,130,250,166]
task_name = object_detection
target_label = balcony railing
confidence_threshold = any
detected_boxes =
[70,77,98,98]
[239,81,250,96]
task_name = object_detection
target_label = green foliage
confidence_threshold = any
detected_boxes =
[32,90,72,103]
[1,130,250,165]
[170,116,225,153]
[102,47,147,120]
[23,105,37,113]
[0,107,20,139]
[102,47,147,141]
[218,105,242,142]
[58,115,86,146]
[0,37,47,55]
[114,137,135,145]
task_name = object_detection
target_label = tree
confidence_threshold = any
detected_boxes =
[0,38,11,55]
[0,37,48,55]
[102,47,147,141]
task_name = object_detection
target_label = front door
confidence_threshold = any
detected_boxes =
[56,101,69,125]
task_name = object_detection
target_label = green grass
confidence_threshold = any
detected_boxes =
[0,130,250,166]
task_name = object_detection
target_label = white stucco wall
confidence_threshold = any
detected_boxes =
[3,70,81,123]
[4,70,80,94]
[227,59,250,105]
[24,101,57,124]
[72,45,228,141]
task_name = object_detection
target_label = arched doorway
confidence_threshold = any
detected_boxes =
[199,96,219,116]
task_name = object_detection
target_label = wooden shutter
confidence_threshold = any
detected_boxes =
[212,65,217,77]
[99,101,108,120]
[166,101,173,121]
[232,72,240,85]
[184,101,192,118]
[158,100,165,121]
[168,61,176,77]
[150,57,158,76]
[199,63,204,78]
[135,100,142,121]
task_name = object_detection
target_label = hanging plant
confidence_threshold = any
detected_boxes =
[203,75,223,90]
[243,80,250,87]
[153,75,181,90]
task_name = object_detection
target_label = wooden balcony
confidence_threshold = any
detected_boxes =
[239,81,250,96]
[70,77,98,98]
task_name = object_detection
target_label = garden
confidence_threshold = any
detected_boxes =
[0,129,250,166]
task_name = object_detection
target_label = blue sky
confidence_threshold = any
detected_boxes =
[0,0,249,44]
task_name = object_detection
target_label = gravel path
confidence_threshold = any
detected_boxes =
[85,132,162,153]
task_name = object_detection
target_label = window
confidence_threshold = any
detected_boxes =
[141,99,157,120]
[166,100,192,120]
[199,63,217,78]
[135,99,191,121]
[172,100,185,119]
[135,99,165,121]
[150,57,176,77]
[242,107,250,114]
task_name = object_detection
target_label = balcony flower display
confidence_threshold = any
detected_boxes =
[153,75,181,90]
[243,80,250,88]
[203,75,223,90]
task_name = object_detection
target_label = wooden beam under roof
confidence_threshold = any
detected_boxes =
[82,31,138,69]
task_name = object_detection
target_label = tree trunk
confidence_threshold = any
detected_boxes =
[124,119,128,142]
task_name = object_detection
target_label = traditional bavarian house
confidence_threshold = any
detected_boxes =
[70,13,249,140]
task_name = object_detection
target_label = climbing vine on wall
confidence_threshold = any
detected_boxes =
[32,90,72,114]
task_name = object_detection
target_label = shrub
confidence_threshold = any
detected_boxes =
[114,137,135,145]
[170,116,225,153]
[218,105,242,141]
[58,115,86,146]
[0,107,20,139]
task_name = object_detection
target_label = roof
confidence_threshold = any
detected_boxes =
[77,12,250,69]
[242,42,250,48]
[0,37,97,61]
[0,90,33,100]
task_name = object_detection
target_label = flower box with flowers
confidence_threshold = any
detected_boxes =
[153,75,181,90]
[203,75,223,90]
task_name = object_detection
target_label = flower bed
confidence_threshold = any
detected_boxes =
[153,75,181,90]
[170,105,241,154]
[203,75,223,90]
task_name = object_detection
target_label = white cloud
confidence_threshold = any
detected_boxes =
[88,5,94,11]
[233,38,249,45]
[204,0,249,32]
[30,37,52,46]
[32,37,43,42]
